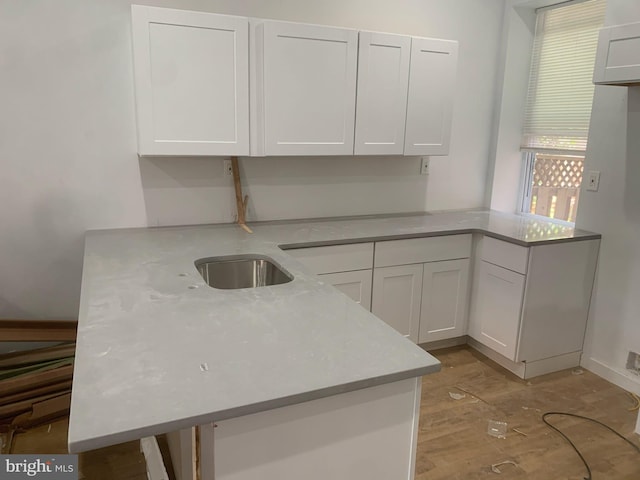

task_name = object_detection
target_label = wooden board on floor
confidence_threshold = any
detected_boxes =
[0,320,77,342]
[0,343,76,368]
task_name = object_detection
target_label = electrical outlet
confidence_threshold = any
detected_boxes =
[626,351,640,375]
[586,171,600,191]
[420,157,430,175]
[223,159,233,177]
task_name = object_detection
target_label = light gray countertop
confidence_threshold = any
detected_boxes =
[68,209,599,452]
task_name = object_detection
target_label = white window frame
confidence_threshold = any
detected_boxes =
[517,0,605,224]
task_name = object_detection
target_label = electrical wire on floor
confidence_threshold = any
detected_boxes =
[542,412,640,480]
[627,392,640,411]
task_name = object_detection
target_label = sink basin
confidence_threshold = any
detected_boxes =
[195,255,293,290]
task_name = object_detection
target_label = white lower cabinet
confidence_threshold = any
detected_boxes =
[319,270,372,311]
[373,235,472,343]
[372,259,470,345]
[468,237,600,377]
[371,264,423,342]
[468,261,525,360]
[286,243,374,311]
[286,234,598,376]
[418,259,470,344]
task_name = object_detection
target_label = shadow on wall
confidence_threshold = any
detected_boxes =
[138,155,429,227]
[625,87,640,223]
[0,193,86,320]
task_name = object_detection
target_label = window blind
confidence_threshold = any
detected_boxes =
[521,0,606,152]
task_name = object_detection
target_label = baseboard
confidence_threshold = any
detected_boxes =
[467,338,582,380]
[467,338,526,378]
[419,336,468,352]
[580,357,640,436]
[580,356,640,396]
[523,351,582,379]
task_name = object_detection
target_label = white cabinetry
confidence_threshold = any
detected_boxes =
[319,270,372,311]
[419,259,470,343]
[373,235,471,343]
[167,378,421,480]
[286,243,373,310]
[372,264,423,342]
[404,38,458,155]
[130,6,459,157]
[253,21,358,156]
[469,261,525,360]
[354,32,411,155]
[594,21,640,85]
[355,34,458,156]
[131,5,249,156]
[468,237,600,376]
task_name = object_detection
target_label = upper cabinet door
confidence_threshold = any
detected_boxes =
[131,6,249,156]
[593,22,640,85]
[257,21,358,156]
[404,38,458,156]
[354,32,411,155]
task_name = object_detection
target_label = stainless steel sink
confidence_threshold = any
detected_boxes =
[195,255,293,290]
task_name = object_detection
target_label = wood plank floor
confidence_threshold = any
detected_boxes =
[418,346,640,480]
[7,345,640,479]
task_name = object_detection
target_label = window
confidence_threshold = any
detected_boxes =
[519,0,605,222]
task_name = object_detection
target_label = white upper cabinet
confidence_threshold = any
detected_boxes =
[404,37,458,156]
[253,21,358,156]
[594,22,640,85]
[354,32,411,155]
[130,6,458,157]
[131,6,249,156]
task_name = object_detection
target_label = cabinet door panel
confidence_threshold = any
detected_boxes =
[319,270,372,311]
[404,37,457,156]
[470,262,525,361]
[354,32,411,155]
[262,21,358,155]
[419,259,469,343]
[372,265,423,342]
[594,22,640,85]
[131,6,249,156]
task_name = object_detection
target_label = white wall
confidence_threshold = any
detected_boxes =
[486,0,640,398]
[0,0,504,320]
[487,1,536,211]
[576,1,640,397]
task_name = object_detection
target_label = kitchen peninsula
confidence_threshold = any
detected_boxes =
[68,209,600,480]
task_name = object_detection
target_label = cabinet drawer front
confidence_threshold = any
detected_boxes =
[375,235,471,267]
[287,243,374,274]
[480,237,529,274]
